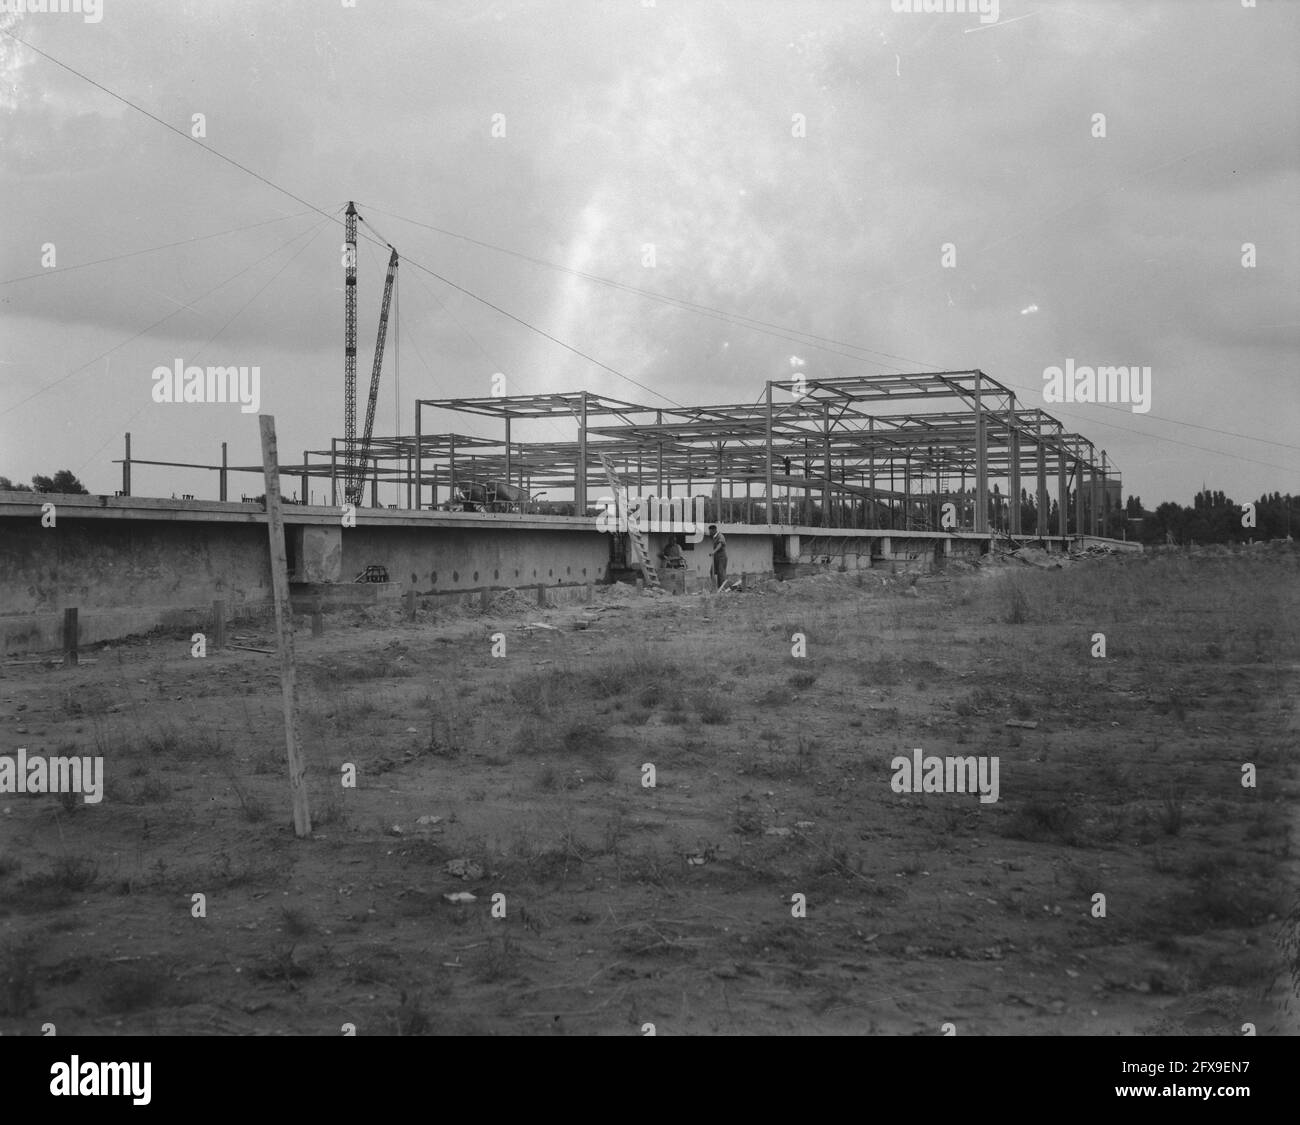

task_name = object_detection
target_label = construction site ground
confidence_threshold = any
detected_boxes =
[1,543,1297,1035]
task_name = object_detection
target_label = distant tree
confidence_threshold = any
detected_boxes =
[1019,487,1038,533]
[0,475,34,492]
[30,470,89,494]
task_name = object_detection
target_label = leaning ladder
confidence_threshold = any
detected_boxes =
[596,452,659,589]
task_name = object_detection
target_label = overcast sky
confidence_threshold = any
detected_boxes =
[0,0,1296,506]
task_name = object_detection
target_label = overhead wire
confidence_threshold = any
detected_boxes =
[0,210,315,288]
[72,216,334,481]
[4,27,1291,482]
[359,201,1300,461]
[1,215,326,418]
[0,28,673,413]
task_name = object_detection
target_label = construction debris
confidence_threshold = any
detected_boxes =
[1010,547,1064,569]
[445,859,483,880]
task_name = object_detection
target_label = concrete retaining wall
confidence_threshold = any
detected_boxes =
[340,525,611,592]
[0,493,1102,654]
[0,519,272,618]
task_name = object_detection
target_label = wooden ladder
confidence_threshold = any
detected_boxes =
[597,452,659,589]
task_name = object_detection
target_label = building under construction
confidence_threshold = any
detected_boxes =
[326,370,1121,540]
[1,201,1128,654]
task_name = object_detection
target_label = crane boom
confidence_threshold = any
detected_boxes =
[342,202,358,490]
[344,247,398,505]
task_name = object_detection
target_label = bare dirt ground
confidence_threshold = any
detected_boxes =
[2,543,1297,1036]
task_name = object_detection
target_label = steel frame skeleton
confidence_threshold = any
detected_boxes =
[116,371,1119,534]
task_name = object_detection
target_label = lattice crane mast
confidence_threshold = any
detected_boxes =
[343,201,358,494]
[345,247,398,505]
[341,201,399,506]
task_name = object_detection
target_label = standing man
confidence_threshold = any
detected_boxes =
[707,524,728,592]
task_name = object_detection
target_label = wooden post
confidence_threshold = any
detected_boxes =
[62,607,78,666]
[212,600,226,650]
[480,587,491,611]
[311,597,323,637]
[258,415,311,838]
[404,589,416,620]
[537,583,547,607]
[585,581,594,603]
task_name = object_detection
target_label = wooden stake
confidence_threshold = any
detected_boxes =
[212,600,226,650]
[259,415,311,838]
[62,607,78,667]
[404,589,416,620]
[311,597,323,637]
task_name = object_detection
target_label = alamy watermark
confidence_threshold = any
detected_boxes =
[890,0,1000,27]
[0,748,103,803]
[890,747,1000,804]
[1042,358,1151,414]
[50,1056,150,1106]
[151,358,261,414]
[0,0,102,23]
[595,488,707,542]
